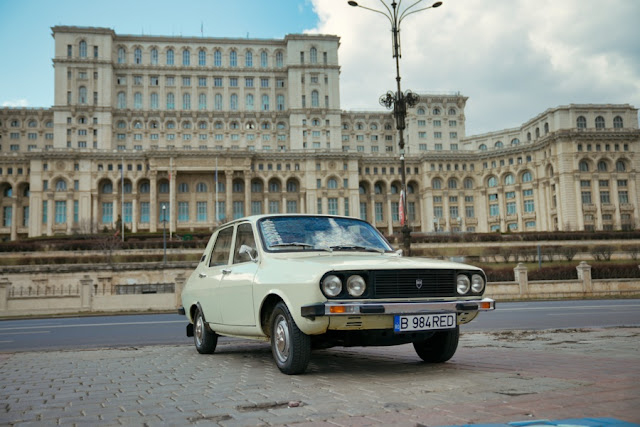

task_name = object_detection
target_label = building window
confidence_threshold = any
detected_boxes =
[151,48,158,65]
[166,49,174,65]
[276,51,284,67]
[595,116,605,129]
[117,47,126,63]
[102,202,113,224]
[134,48,142,64]
[245,51,253,67]
[613,116,623,128]
[230,50,237,67]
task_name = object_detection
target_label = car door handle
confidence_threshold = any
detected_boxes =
[198,273,207,278]
[222,269,232,275]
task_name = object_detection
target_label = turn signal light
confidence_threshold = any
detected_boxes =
[329,306,346,314]
[479,301,493,310]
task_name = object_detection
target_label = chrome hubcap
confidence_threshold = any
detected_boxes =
[274,314,290,363]
[195,315,204,347]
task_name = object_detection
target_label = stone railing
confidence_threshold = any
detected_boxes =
[1,261,639,317]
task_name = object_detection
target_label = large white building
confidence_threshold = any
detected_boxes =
[1,26,639,241]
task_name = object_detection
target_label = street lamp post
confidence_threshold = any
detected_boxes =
[162,204,167,266]
[348,0,443,256]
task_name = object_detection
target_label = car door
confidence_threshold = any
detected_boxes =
[194,225,234,325]
[217,222,258,326]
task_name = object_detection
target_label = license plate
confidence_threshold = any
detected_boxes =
[394,313,456,332]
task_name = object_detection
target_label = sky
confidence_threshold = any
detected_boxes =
[1,0,639,136]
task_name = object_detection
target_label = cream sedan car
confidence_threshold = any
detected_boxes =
[179,214,494,375]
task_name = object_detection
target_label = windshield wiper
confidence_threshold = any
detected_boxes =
[329,245,385,254]
[270,242,331,252]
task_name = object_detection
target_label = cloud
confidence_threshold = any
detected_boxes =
[308,0,640,135]
[2,99,29,107]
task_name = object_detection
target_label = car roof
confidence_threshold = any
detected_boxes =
[216,213,366,228]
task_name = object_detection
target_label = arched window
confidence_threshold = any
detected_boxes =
[166,121,176,129]
[151,48,158,65]
[579,161,589,172]
[139,182,150,194]
[134,48,142,64]
[182,49,190,66]
[595,116,605,129]
[521,171,533,183]
[311,90,319,107]
[178,183,189,193]
[495,141,503,148]
[117,92,126,109]
[327,178,338,189]
[448,178,458,189]
[230,94,238,111]
[166,48,174,65]
[504,174,515,185]
[55,179,67,191]
[616,160,626,172]
[198,49,206,66]
[374,183,383,194]
[407,183,415,194]
[232,180,244,193]
[448,108,456,115]
[123,181,132,194]
[268,180,281,193]
[78,86,87,104]
[150,93,159,109]
[359,185,367,195]
[214,50,222,67]
[577,116,586,129]
[463,178,474,189]
[246,94,254,111]
[614,116,623,129]
[166,93,175,110]
[198,93,207,110]
[117,120,126,129]
[432,178,442,189]
[417,107,425,115]
[261,51,268,68]
[390,184,399,194]
[117,47,126,63]
[370,123,378,130]
[230,50,237,67]
[433,107,441,115]
[479,144,487,151]
[133,121,143,129]
[535,127,540,138]
[102,182,113,194]
[79,40,87,58]
[262,94,270,111]
[28,120,37,127]
[597,161,608,172]
[487,176,498,188]
[196,182,208,192]
[215,94,223,110]
[134,92,142,109]
[158,181,169,193]
[276,51,284,68]
[3,187,12,197]
[183,93,191,110]
[251,180,263,193]
[245,51,253,67]
[286,180,298,192]
[544,122,549,134]
[261,122,271,130]
[310,47,318,64]
[511,138,520,145]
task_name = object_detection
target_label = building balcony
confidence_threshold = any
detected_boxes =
[620,203,635,212]
[601,204,616,212]
[582,203,597,212]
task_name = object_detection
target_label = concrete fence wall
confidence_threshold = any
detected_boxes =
[1,261,639,318]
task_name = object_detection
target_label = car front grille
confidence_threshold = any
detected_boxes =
[372,269,456,298]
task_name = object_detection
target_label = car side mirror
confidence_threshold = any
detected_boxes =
[239,244,258,262]
[395,249,403,257]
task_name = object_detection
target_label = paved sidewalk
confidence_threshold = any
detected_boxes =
[1,328,639,426]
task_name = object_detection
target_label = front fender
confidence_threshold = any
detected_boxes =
[259,289,329,336]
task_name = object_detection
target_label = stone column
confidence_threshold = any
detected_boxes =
[46,193,54,236]
[244,176,251,216]
[225,173,233,220]
[10,197,18,241]
[66,194,74,235]
[513,263,528,295]
[577,261,592,293]
[80,275,94,311]
[386,196,393,235]
[150,173,158,232]
[132,198,138,233]
[0,277,11,311]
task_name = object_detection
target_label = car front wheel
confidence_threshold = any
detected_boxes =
[194,309,218,354]
[270,301,311,375]
[413,326,459,363]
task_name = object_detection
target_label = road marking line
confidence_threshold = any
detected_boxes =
[0,320,185,332]
[0,331,51,335]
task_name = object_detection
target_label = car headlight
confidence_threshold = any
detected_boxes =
[346,275,366,297]
[471,274,485,293]
[456,274,471,295]
[322,275,342,297]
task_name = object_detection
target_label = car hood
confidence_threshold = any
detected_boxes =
[262,252,482,273]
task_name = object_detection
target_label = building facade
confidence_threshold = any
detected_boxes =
[0,26,639,241]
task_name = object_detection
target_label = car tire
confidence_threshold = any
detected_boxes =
[270,301,311,375]
[412,326,459,363]
[194,309,218,354]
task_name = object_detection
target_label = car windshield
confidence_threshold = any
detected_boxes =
[258,216,393,253]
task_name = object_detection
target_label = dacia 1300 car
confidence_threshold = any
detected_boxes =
[179,214,494,374]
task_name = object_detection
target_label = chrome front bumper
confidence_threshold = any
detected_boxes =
[301,298,495,319]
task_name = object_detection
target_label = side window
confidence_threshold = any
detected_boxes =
[209,227,234,266]
[233,223,257,264]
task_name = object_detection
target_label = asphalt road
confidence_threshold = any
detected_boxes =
[1,299,639,353]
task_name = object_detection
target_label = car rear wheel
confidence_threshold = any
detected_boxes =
[270,301,311,375]
[194,309,218,354]
[413,326,459,363]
